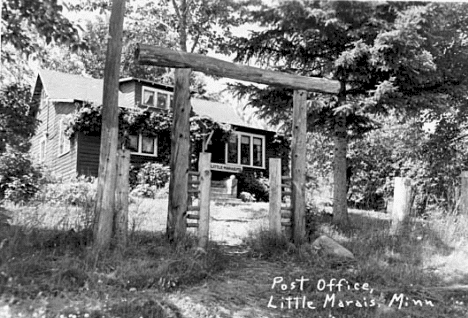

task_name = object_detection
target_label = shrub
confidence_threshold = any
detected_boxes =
[0,149,42,203]
[238,171,269,202]
[129,163,170,198]
[35,176,96,207]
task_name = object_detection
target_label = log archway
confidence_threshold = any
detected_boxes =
[136,44,340,244]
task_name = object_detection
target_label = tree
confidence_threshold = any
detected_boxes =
[227,1,468,228]
[1,0,87,83]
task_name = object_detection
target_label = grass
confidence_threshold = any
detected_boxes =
[1,197,467,318]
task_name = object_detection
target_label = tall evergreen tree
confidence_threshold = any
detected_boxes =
[227,1,468,228]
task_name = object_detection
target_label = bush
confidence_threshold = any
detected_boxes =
[0,149,42,203]
[35,176,96,207]
[238,171,269,202]
[129,163,170,198]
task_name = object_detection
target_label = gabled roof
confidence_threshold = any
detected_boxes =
[34,69,271,131]
[36,69,126,105]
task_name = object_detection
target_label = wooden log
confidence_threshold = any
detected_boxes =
[187,189,200,194]
[188,180,201,185]
[188,171,200,176]
[269,158,282,236]
[187,205,201,211]
[136,45,340,94]
[291,90,307,244]
[459,171,468,214]
[93,0,126,253]
[166,68,192,243]
[281,222,292,227]
[282,177,292,182]
[390,177,413,235]
[187,223,199,228]
[114,149,130,249]
[198,153,212,249]
[187,214,200,220]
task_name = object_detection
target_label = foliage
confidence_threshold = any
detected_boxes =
[35,176,97,208]
[0,149,42,204]
[1,0,86,59]
[345,108,468,213]
[237,171,269,202]
[0,84,39,153]
[129,163,170,198]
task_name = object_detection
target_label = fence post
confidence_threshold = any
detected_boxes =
[198,152,212,249]
[459,171,468,214]
[269,158,282,235]
[390,177,412,235]
[114,149,130,248]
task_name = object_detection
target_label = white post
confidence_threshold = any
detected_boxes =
[390,177,413,235]
[269,158,282,235]
[198,153,212,249]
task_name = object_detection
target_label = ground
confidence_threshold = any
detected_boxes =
[1,198,467,318]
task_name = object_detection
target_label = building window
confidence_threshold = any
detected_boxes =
[128,134,157,156]
[227,134,238,164]
[225,132,265,168]
[58,117,70,157]
[142,89,155,106]
[141,86,172,110]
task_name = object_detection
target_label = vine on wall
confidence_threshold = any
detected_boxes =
[65,103,233,146]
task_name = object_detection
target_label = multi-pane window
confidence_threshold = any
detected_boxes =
[225,132,265,168]
[253,137,263,167]
[128,134,157,156]
[240,136,251,165]
[227,134,238,164]
[142,89,155,106]
[142,86,172,110]
[58,117,71,156]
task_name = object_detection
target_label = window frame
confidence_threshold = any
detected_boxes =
[57,117,71,157]
[128,134,158,157]
[224,132,266,169]
[141,86,173,110]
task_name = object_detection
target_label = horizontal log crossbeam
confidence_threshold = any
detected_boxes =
[136,44,340,94]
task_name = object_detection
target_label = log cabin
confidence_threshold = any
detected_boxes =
[29,69,288,197]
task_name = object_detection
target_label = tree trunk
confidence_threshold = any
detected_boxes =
[332,85,350,229]
[93,0,126,253]
[166,68,192,243]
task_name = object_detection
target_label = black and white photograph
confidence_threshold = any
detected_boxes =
[1,0,467,317]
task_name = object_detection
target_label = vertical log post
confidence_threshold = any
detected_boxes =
[167,68,192,243]
[291,90,307,244]
[198,153,212,249]
[390,177,413,235]
[459,171,468,214]
[93,0,126,253]
[114,149,130,248]
[269,158,282,236]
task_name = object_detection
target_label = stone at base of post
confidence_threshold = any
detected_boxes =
[390,177,413,236]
